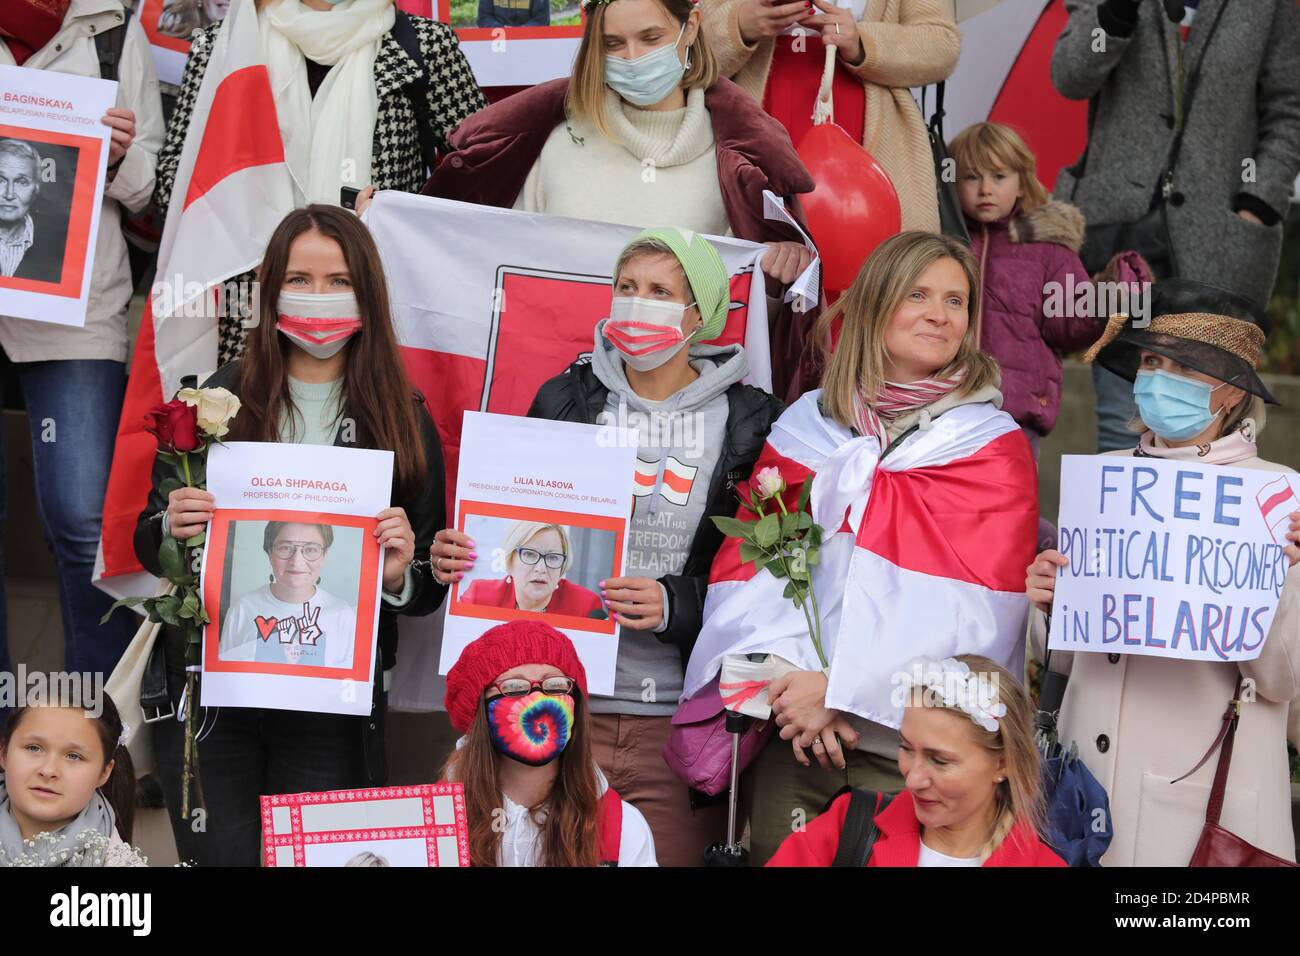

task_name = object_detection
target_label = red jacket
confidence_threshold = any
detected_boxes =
[422,77,818,401]
[461,577,605,618]
[767,789,1066,868]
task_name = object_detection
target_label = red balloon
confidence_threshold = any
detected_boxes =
[796,122,902,295]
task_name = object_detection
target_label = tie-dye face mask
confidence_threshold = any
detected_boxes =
[485,691,575,767]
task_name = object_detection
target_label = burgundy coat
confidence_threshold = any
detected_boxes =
[968,200,1099,435]
[422,78,818,400]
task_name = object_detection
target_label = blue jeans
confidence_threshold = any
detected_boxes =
[1092,363,1139,453]
[0,359,137,681]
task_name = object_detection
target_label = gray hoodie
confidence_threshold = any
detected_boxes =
[588,321,749,715]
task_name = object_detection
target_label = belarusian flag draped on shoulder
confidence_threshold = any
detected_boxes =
[683,389,1039,729]
[97,0,298,592]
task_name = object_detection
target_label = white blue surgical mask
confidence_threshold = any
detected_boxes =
[604,23,688,108]
[1133,368,1226,441]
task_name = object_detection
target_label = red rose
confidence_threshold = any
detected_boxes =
[144,399,200,453]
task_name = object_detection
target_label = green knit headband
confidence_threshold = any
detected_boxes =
[617,226,730,343]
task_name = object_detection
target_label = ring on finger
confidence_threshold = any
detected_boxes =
[834,22,840,34]
[434,557,446,573]
[812,735,825,749]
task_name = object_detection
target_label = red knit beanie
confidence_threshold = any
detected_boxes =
[444,620,588,733]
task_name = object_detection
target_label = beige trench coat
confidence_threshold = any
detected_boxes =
[699,0,959,233]
[1036,451,1300,866]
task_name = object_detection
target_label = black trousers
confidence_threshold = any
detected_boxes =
[151,629,378,866]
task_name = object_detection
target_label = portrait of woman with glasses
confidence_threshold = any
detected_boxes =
[459,520,606,620]
[219,520,359,668]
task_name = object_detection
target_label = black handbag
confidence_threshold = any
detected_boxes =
[1070,1,1226,276]
[921,82,971,246]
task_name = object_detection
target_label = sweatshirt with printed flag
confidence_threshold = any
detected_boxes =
[587,325,748,715]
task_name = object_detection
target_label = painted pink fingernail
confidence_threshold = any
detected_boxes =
[455,573,464,581]
[468,551,478,559]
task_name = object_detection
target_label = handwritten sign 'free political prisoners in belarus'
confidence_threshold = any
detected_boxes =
[1048,456,1297,663]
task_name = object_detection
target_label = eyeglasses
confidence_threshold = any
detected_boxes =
[488,677,577,699]
[272,542,325,560]
[515,547,566,570]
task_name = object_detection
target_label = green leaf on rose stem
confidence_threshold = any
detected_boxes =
[797,476,813,513]
[157,451,177,465]
[178,591,202,620]
[186,453,207,488]
[185,531,206,548]
[158,477,184,501]
[99,596,147,624]
[738,542,768,564]
[766,561,788,579]
[808,525,824,547]
[712,516,756,540]
[754,513,780,548]
[794,511,813,530]
[152,595,183,627]
[780,512,801,536]
[805,546,821,566]
[789,566,809,582]
[158,536,185,580]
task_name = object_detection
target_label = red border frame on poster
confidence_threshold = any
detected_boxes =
[451,499,624,634]
[137,0,198,54]
[202,507,381,681]
[438,0,585,41]
[0,123,102,299]
[260,783,471,867]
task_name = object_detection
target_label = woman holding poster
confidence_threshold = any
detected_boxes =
[680,231,1040,866]
[432,227,784,866]
[0,0,164,684]
[1026,278,1300,866]
[154,0,485,364]
[441,620,658,867]
[134,205,448,866]
[419,0,819,400]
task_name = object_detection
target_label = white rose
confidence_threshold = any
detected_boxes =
[754,466,785,500]
[178,386,241,439]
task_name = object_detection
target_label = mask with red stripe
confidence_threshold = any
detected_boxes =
[277,291,362,360]
[603,296,698,372]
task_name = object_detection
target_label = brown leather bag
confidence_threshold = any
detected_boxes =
[1177,681,1298,867]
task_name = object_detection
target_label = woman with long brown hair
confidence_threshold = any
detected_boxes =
[133,204,448,866]
[442,620,657,866]
[682,230,1040,865]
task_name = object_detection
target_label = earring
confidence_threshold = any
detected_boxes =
[316,577,321,585]
[685,45,692,72]
[268,573,274,583]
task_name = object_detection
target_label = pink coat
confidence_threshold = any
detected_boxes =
[968,200,1099,435]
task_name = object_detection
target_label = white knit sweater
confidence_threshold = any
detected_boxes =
[513,87,729,235]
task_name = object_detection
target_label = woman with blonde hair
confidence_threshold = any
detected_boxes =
[420,0,817,399]
[768,654,1065,866]
[460,521,604,618]
[681,230,1040,864]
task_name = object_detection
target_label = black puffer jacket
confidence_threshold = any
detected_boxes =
[527,355,783,659]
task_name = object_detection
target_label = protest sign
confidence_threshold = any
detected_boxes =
[439,411,637,695]
[0,64,115,326]
[1048,455,1295,662]
[261,783,469,867]
[200,441,393,715]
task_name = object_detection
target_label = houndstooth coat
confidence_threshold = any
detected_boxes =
[153,15,486,363]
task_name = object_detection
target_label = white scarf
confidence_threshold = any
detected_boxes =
[261,0,396,204]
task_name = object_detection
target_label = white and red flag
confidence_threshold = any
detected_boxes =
[682,389,1039,729]
[98,0,296,595]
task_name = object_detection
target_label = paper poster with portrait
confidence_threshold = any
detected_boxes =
[0,65,116,327]
[199,441,395,716]
[261,783,470,867]
[437,0,584,86]
[439,412,637,695]
[135,0,232,87]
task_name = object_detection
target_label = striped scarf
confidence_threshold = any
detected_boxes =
[852,373,964,447]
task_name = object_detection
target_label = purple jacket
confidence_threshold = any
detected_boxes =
[968,200,1099,435]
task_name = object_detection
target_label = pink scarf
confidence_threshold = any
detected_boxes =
[853,373,964,447]
[1135,423,1259,465]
